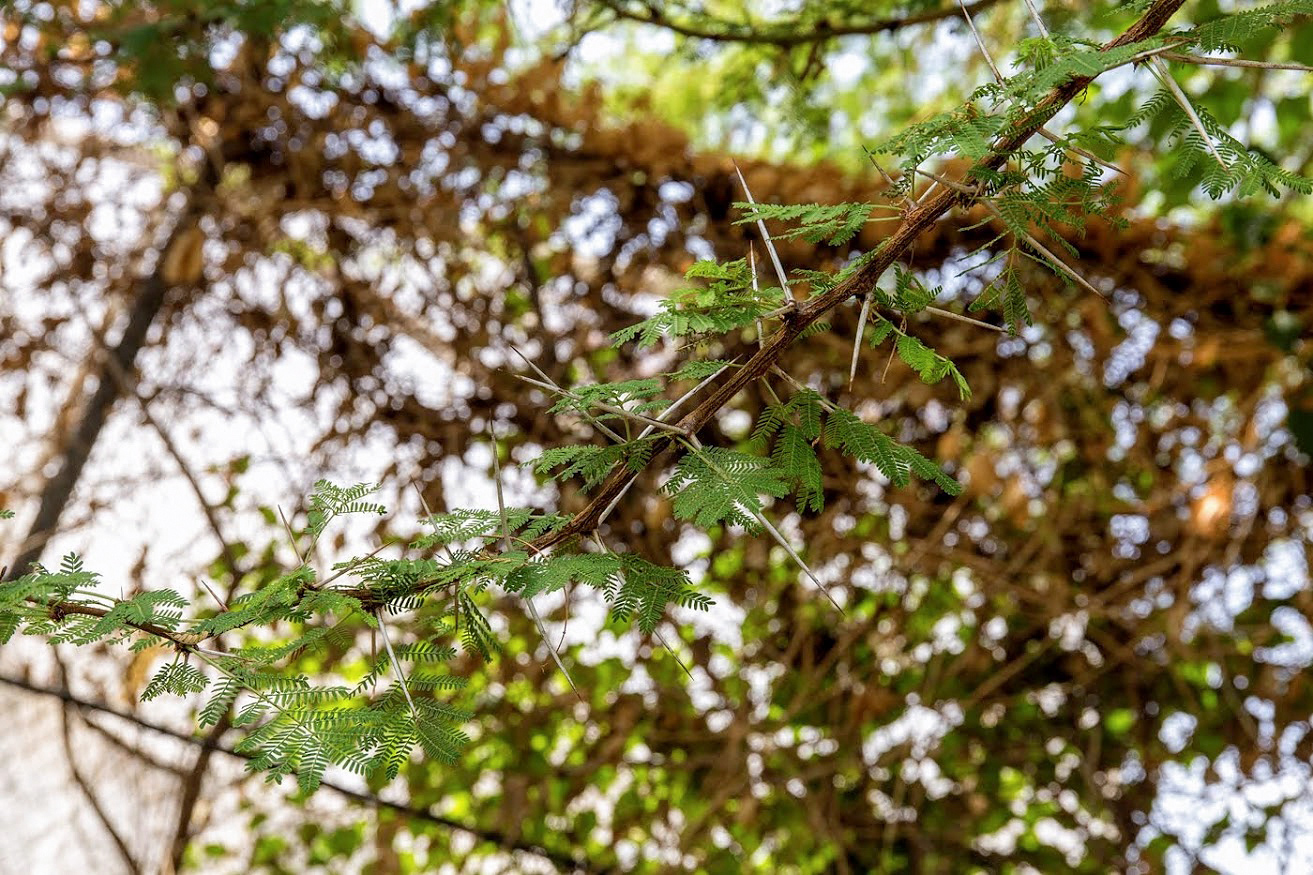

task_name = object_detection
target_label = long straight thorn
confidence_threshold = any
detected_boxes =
[734,162,792,299]
[752,508,845,614]
[850,293,874,387]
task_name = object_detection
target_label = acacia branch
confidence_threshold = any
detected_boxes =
[530,0,1189,555]
[16,0,1190,663]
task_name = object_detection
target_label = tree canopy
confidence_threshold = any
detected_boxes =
[2,1,1313,872]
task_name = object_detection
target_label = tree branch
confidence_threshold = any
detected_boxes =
[3,179,212,582]
[528,0,1189,556]
[595,0,1007,48]
[0,674,606,874]
[25,2,1189,630]
[55,660,142,875]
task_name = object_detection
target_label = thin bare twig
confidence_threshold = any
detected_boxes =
[957,0,1003,81]
[276,505,307,566]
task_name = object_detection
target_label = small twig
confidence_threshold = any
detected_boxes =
[880,333,899,383]
[925,305,1007,333]
[958,0,1003,82]
[913,175,941,208]
[490,425,512,553]
[750,245,765,348]
[197,577,229,611]
[771,367,839,412]
[992,211,1105,299]
[751,507,844,614]
[655,627,695,681]
[864,147,899,190]
[911,167,979,197]
[761,300,801,321]
[556,583,572,652]
[505,341,559,390]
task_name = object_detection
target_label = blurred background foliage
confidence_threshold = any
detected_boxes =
[1,1,1312,872]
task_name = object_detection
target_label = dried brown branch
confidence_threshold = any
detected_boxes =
[594,0,1007,48]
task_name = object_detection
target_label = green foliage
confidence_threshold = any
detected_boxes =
[896,334,971,399]
[506,550,710,633]
[77,0,365,104]
[733,201,875,245]
[890,264,940,314]
[610,258,783,348]
[1131,86,1313,198]
[664,445,789,531]
[773,425,825,513]
[532,438,659,490]
[0,484,477,791]
[142,659,210,702]
[411,508,570,549]
[1186,2,1313,52]
[306,480,386,538]
[994,38,1168,110]
[6,10,1309,857]
[666,359,733,381]
[971,256,1032,334]
[824,410,962,495]
[610,555,712,634]
[549,378,669,419]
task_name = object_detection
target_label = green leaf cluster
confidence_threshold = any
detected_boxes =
[610,258,784,348]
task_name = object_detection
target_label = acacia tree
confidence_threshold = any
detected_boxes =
[2,1,1313,872]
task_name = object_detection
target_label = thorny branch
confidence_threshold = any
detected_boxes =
[17,0,1188,666]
